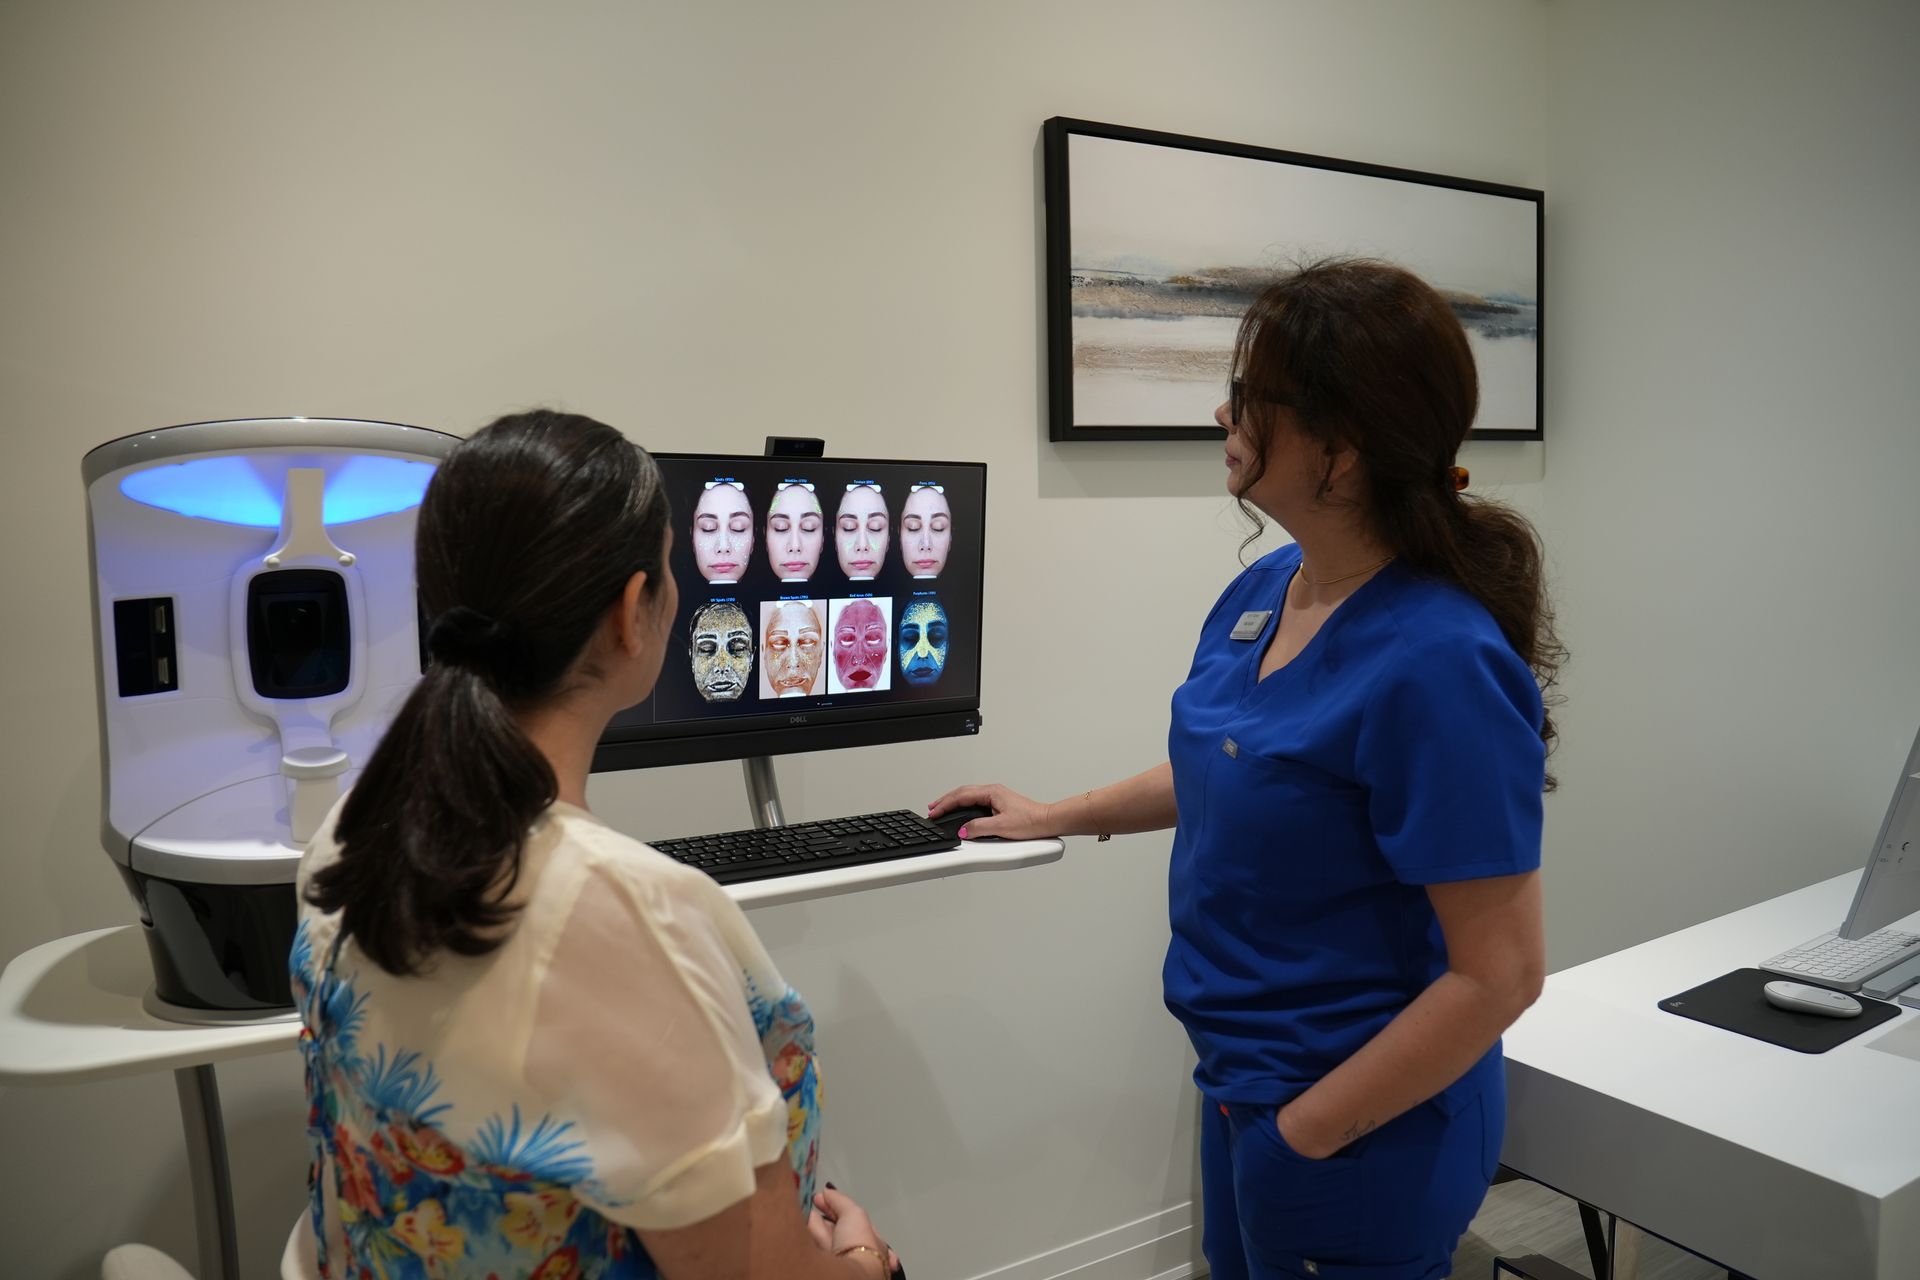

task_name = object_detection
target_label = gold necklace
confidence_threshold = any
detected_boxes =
[1297,553,1395,586]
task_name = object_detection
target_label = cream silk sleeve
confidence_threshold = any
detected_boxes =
[522,857,791,1231]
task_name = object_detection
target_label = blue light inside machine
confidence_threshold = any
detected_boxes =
[324,456,438,523]
[119,455,437,527]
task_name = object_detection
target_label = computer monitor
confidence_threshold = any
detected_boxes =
[592,452,987,771]
[1840,723,1920,939]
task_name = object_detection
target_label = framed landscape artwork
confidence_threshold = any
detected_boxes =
[1044,117,1544,443]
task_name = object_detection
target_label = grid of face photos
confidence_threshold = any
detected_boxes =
[685,476,955,706]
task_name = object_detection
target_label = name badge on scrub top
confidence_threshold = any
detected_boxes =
[1229,610,1271,642]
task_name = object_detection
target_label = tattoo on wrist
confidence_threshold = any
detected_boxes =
[1086,789,1111,841]
[1342,1119,1378,1143]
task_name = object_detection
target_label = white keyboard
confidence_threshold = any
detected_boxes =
[1762,928,1920,992]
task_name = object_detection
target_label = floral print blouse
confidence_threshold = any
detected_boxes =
[290,800,821,1279]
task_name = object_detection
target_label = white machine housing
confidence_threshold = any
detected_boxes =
[84,419,458,1017]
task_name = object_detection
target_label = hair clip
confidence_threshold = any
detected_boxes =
[1449,466,1470,492]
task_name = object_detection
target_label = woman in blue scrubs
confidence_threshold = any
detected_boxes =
[935,259,1561,1279]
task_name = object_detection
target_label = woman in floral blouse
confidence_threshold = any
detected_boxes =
[290,410,895,1280]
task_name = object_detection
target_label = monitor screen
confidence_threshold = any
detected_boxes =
[593,453,986,770]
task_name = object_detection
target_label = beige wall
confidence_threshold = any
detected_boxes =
[1536,0,1920,962]
[3,1,1914,1277]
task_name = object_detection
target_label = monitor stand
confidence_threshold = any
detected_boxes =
[743,756,786,829]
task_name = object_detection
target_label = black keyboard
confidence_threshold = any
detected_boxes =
[649,809,961,885]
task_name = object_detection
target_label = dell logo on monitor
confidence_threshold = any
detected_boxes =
[789,714,810,725]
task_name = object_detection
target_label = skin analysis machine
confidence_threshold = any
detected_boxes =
[82,418,458,1022]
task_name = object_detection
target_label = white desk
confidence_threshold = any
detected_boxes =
[1501,872,1920,1279]
[0,838,1063,1280]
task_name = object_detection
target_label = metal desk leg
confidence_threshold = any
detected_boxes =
[174,1064,239,1280]
[1578,1202,1609,1279]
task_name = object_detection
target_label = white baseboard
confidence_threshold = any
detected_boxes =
[966,1203,1204,1280]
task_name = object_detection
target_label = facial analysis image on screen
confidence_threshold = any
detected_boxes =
[765,481,825,583]
[689,601,753,702]
[899,483,952,579]
[827,597,893,695]
[760,599,826,698]
[898,597,949,687]
[835,482,889,581]
[692,479,754,585]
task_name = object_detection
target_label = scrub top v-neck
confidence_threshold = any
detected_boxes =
[1163,543,1545,1109]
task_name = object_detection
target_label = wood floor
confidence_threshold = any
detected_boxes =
[1187,1179,1733,1279]
[1444,1179,1727,1280]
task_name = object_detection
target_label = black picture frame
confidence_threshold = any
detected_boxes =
[1044,117,1545,443]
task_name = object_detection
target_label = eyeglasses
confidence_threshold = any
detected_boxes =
[909,483,945,495]
[703,479,746,492]
[776,480,816,493]
[1228,378,1305,424]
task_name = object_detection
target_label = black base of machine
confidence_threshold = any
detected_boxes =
[116,865,297,1010]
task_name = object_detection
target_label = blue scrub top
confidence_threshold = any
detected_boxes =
[1164,544,1544,1108]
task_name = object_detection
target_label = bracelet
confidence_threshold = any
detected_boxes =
[1085,790,1111,842]
[835,1242,889,1278]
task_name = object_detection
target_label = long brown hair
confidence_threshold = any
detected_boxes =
[1231,258,1565,786]
[306,410,671,974]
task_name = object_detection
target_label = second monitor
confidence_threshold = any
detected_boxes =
[595,452,986,771]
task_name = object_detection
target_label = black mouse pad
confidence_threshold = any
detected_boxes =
[1658,968,1900,1053]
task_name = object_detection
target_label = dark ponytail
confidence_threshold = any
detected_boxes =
[1231,258,1567,787]
[306,410,670,974]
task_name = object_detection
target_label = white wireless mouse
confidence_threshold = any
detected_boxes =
[1763,980,1863,1018]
